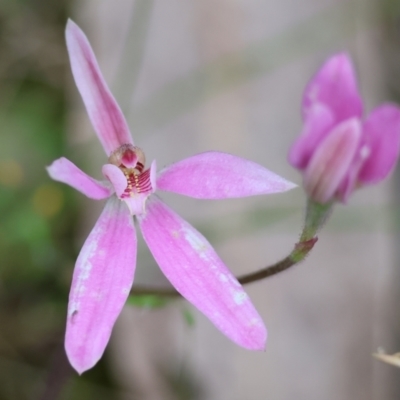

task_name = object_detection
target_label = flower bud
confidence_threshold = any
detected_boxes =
[289,53,400,203]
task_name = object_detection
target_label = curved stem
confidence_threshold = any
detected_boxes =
[238,236,318,284]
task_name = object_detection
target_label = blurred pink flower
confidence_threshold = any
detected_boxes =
[47,20,295,374]
[289,53,400,203]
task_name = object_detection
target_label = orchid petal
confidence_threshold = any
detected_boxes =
[157,152,295,199]
[65,197,136,374]
[102,164,127,197]
[358,104,400,184]
[66,20,133,155]
[138,196,267,350]
[47,157,112,200]
[303,53,363,123]
[304,118,361,203]
[288,103,335,169]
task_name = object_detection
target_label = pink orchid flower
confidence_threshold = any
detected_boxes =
[47,20,295,374]
[289,53,400,203]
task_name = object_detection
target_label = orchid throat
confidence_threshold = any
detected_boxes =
[107,144,156,215]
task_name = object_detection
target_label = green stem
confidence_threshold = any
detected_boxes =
[300,199,333,241]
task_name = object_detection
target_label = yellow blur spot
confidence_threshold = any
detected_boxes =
[0,160,24,187]
[32,184,64,217]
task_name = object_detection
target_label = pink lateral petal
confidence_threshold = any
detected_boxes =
[157,152,295,199]
[358,104,400,184]
[47,157,112,200]
[102,164,127,197]
[66,20,133,155]
[288,103,335,169]
[138,196,267,350]
[304,118,361,203]
[65,197,136,374]
[303,53,363,123]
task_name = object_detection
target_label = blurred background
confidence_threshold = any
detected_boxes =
[1,0,400,399]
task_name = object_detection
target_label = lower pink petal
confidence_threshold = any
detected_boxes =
[47,157,112,199]
[358,104,400,184]
[65,197,136,374]
[157,152,295,199]
[137,196,267,350]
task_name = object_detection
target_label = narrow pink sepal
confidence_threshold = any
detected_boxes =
[304,118,361,203]
[65,197,136,374]
[47,157,112,200]
[288,103,334,169]
[358,104,400,184]
[66,20,133,155]
[302,53,363,123]
[157,152,296,199]
[138,196,267,350]
[102,164,127,197]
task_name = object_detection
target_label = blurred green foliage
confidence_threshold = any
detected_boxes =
[127,294,170,309]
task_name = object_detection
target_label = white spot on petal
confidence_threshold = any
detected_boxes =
[70,225,104,309]
[182,227,209,260]
[233,291,248,305]
[122,287,130,295]
[229,275,241,287]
